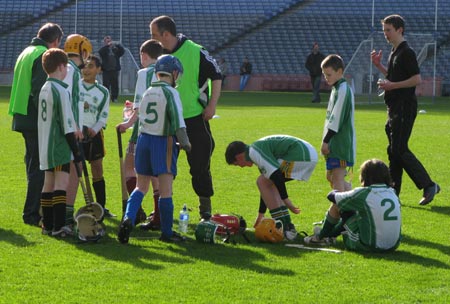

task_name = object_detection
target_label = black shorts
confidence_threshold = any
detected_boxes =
[45,163,70,173]
[82,129,105,161]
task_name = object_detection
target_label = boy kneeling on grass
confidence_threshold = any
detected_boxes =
[225,135,318,241]
[308,159,402,252]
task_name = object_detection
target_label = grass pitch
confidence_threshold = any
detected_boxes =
[1,87,449,303]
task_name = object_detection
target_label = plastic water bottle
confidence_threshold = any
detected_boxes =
[178,204,189,233]
[377,78,385,97]
[122,100,133,121]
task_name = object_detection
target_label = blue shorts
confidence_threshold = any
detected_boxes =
[135,133,179,177]
[326,157,353,170]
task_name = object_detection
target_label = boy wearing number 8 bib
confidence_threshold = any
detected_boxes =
[326,159,401,252]
[38,49,83,236]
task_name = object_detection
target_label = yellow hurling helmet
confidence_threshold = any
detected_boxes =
[64,34,92,59]
[254,218,284,243]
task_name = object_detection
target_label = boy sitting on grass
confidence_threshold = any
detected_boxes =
[319,159,401,252]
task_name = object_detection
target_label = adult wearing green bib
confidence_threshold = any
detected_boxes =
[150,16,222,220]
[8,23,64,226]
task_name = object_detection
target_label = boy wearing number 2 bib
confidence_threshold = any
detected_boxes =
[326,159,401,252]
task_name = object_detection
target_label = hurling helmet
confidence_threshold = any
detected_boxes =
[155,55,183,84]
[74,202,104,222]
[75,213,105,242]
[254,218,284,243]
[210,214,241,235]
[195,220,221,244]
[64,34,92,58]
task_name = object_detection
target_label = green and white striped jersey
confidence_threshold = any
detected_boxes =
[138,81,185,136]
[322,78,356,163]
[247,135,318,179]
[336,185,401,250]
[133,64,157,110]
[63,60,82,129]
[80,81,110,133]
[38,78,77,170]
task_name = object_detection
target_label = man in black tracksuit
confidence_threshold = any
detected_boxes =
[150,15,222,220]
[371,14,439,205]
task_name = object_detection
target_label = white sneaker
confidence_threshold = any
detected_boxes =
[284,223,298,241]
[303,226,330,246]
[52,225,73,237]
[304,235,331,246]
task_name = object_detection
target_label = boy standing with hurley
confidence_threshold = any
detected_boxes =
[305,54,356,245]
[38,48,82,236]
[80,54,110,216]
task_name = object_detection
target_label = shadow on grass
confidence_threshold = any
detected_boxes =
[0,227,36,247]
[57,219,295,275]
[360,234,450,269]
[259,230,450,270]
[403,204,450,217]
[400,234,450,256]
[166,240,296,276]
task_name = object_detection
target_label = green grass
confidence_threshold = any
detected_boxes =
[1,87,450,303]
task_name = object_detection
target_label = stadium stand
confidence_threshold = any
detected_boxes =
[0,0,448,95]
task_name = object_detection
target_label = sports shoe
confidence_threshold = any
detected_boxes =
[24,216,42,227]
[140,211,160,230]
[139,220,160,231]
[303,226,330,246]
[52,225,73,238]
[200,212,211,222]
[284,223,298,241]
[159,231,186,243]
[103,208,117,218]
[419,183,440,205]
[135,208,147,225]
[118,218,132,244]
[42,227,52,236]
[304,234,331,246]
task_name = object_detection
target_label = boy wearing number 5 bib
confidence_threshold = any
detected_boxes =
[326,159,401,252]
[118,55,191,244]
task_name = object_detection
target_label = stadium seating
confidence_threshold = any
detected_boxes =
[0,0,448,94]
